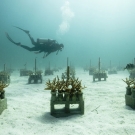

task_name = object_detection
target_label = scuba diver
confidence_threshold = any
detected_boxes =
[5,26,64,58]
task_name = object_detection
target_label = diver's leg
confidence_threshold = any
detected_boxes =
[6,33,37,50]
[20,45,37,51]
[27,33,37,46]
[14,26,37,46]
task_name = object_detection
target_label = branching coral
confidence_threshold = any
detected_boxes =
[132,82,135,89]
[45,76,86,93]
[122,78,134,87]
[0,81,9,91]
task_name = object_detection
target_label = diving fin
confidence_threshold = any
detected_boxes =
[5,32,21,46]
[13,26,29,34]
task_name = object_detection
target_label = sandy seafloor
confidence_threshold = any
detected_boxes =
[0,68,135,135]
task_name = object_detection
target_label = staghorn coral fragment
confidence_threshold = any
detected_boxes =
[131,81,135,89]
[0,81,9,91]
[122,78,134,87]
[45,75,86,93]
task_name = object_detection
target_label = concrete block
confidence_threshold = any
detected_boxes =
[0,98,7,115]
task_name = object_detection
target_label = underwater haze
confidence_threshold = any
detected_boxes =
[0,0,135,69]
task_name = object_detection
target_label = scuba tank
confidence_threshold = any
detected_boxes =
[37,38,48,44]
[37,38,56,44]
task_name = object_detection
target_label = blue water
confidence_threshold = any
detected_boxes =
[0,0,135,69]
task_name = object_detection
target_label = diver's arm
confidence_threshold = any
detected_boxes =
[43,52,51,58]
[56,50,59,55]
